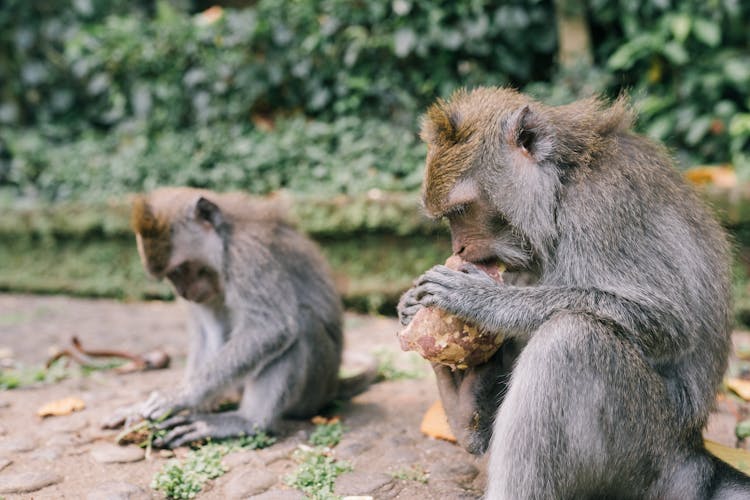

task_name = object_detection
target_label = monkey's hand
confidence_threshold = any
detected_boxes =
[397,285,423,326]
[152,412,260,448]
[139,390,192,422]
[414,263,500,324]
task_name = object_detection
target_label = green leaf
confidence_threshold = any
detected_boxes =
[685,116,712,146]
[693,18,721,47]
[737,419,750,440]
[607,35,657,70]
[645,115,675,141]
[661,41,688,65]
[393,28,416,58]
[725,59,750,86]
[669,14,691,43]
[729,114,750,138]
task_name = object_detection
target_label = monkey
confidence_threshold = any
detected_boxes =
[105,187,373,447]
[397,87,750,499]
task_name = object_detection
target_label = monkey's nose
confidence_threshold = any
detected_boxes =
[454,245,466,256]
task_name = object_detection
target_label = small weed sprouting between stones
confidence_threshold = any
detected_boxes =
[285,418,351,499]
[0,359,69,390]
[150,430,276,499]
[285,446,352,500]
[373,348,425,381]
[309,419,345,448]
[152,444,226,500]
[391,464,429,484]
[234,431,278,450]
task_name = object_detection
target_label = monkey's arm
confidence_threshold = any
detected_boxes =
[141,320,296,421]
[414,264,688,361]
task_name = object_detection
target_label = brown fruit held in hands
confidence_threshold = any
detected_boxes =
[398,256,505,370]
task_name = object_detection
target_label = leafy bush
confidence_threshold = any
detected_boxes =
[1,0,748,204]
[1,0,556,128]
[587,0,750,173]
[2,116,425,201]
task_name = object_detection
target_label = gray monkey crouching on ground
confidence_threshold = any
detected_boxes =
[106,187,371,447]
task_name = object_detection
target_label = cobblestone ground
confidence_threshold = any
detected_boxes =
[0,294,746,499]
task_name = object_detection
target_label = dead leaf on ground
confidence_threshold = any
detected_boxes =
[37,397,85,418]
[420,400,456,443]
[705,439,750,475]
[726,378,750,401]
[684,165,736,188]
[311,415,340,425]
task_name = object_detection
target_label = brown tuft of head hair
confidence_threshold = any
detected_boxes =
[131,195,170,239]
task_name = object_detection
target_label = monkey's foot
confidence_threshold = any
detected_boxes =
[153,412,259,448]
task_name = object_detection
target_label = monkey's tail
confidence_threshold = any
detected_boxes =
[336,351,379,400]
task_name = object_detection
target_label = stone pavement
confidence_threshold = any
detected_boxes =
[0,294,746,498]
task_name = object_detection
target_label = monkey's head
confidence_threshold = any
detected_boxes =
[131,188,229,304]
[420,87,631,271]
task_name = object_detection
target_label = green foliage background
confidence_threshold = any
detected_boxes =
[2,0,748,203]
[0,0,749,314]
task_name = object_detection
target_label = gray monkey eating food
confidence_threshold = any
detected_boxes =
[106,187,373,447]
[398,87,750,498]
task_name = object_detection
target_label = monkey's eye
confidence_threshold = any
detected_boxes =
[444,204,469,221]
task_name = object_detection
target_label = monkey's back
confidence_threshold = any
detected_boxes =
[554,131,732,430]
[226,215,344,415]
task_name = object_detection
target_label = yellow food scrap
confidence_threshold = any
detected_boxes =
[37,396,85,418]
[420,400,456,443]
[705,439,750,475]
[726,378,750,401]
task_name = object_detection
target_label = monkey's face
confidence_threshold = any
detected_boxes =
[421,88,563,271]
[165,260,222,303]
[133,191,227,305]
[437,179,533,272]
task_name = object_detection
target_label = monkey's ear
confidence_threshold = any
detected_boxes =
[194,197,226,230]
[505,105,551,161]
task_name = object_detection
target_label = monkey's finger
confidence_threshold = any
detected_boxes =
[398,289,420,308]
[154,424,196,448]
[142,404,172,422]
[102,403,142,429]
[417,293,440,309]
[167,429,210,448]
[100,412,126,430]
[415,266,461,288]
[413,282,448,301]
[157,421,210,448]
[155,415,191,430]
[398,304,422,325]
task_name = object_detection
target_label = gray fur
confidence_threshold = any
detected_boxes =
[399,89,748,498]
[121,188,348,447]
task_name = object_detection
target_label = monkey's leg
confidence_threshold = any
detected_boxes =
[154,345,312,448]
[433,340,521,455]
[487,312,675,499]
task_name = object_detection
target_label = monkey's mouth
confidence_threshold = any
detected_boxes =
[471,258,505,283]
